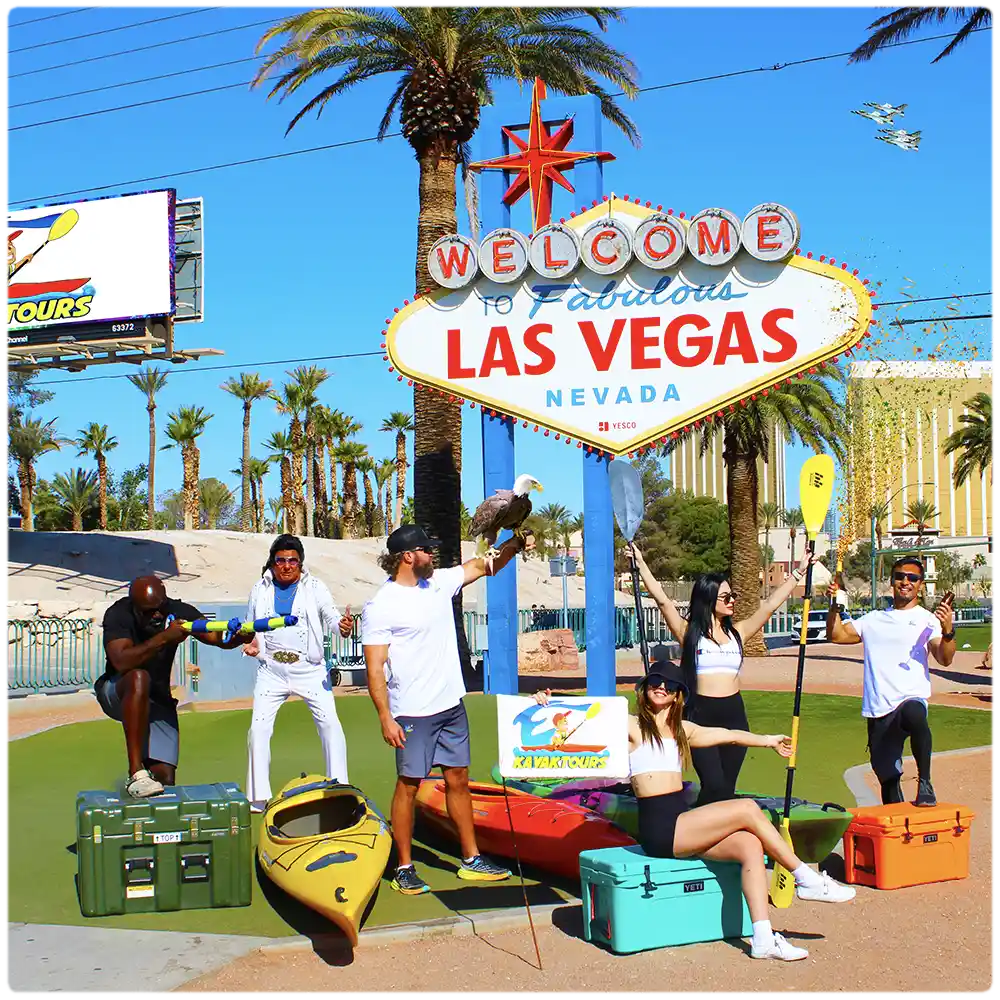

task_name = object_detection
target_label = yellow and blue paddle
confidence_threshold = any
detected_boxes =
[9,209,79,279]
[166,614,297,642]
[770,454,835,908]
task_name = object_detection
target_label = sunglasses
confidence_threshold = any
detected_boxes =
[718,592,737,604]
[413,546,436,555]
[274,556,301,567]
[893,572,922,583]
[644,673,683,692]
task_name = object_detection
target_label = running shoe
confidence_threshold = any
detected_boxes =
[391,865,430,895]
[915,778,937,807]
[125,769,164,798]
[751,932,809,961]
[457,855,511,882]
[795,873,856,903]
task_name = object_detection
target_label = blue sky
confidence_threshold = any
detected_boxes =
[8,6,993,517]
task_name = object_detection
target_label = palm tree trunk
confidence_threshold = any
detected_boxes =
[363,473,375,536]
[182,442,200,531]
[343,464,359,539]
[303,418,314,537]
[327,437,341,538]
[147,403,156,530]
[18,460,34,532]
[395,430,407,530]
[72,510,83,532]
[249,475,259,532]
[726,434,767,656]
[279,457,294,534]
[763,526,771,598]
[241,402,252,531]
[384,484,392,537]
[313,442,327,537]
[97,453,108,531]
[289,417,304,535]
[256,476,265,532]
[413,144,463,571]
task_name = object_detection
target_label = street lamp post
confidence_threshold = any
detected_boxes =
[869,481,937,608]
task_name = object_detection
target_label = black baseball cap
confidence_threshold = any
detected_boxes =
[636,658,688,696]
[387,524,442,554]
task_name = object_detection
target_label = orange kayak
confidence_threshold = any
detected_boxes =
[415,780,635,881]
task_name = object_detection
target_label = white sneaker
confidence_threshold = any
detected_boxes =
[125,769,164,798]
[751,932,809,961]
[796,872,856,903]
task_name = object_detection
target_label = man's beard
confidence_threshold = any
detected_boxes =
[414,561,435,581]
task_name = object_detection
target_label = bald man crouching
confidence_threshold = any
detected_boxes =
[95,577,254,797]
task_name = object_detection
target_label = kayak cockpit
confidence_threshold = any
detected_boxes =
[271,793,367,840]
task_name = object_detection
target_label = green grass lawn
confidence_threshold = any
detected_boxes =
[9,691,990,938]
[955,624,993,652]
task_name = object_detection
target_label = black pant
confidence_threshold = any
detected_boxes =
[867,699,932,803]
[688,692,749,805]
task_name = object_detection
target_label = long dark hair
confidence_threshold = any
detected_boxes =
[680,572,743,706]
[636,683,692,771]
[263,533,304,576]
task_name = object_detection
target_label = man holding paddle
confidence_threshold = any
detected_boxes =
[362,523,533,895]
[826,557,956,807]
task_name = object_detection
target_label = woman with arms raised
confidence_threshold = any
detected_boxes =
[537,661,855,962]
[630,543,813,805]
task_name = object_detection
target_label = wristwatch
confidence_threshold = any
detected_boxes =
[941,629,956,641]
[792,568,803,581]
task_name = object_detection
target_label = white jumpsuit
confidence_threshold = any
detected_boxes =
[245,569,349,804]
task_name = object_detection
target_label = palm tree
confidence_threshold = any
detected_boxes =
[126,367,169,532]
[570,512,585,561]
[265,431,295,533]
[904,498,940,547]
[50,468,99,531]
[758,501,781,597]
[782,506,803,575]
[162,405,212,530]
[944,392,991,488]
[375,458,397,537]
[9,416,63,531]
[356,455,378,536]
[335,440,368,539]
[867,499,890,554]
[329,411,363,538]
[75,423,119,531]
[221,373,273,531]
[253,7,639,570]
[199,478,236,530]
[312,405,340,537]
[289,365,330,537]
[271,383,308,534]
[849,7,990,64]
[380,411,414,531]
[248,456,273,532]
[267,497,285,533]
[664,370,846,655]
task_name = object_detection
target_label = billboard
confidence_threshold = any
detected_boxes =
[8,189,176,335]
[386,198,872,456]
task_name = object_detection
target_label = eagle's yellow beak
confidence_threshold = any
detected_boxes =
[532,481,544,492]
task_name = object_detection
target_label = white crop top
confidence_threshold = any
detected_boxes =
[629,735,682,776]
[696,632,743,677]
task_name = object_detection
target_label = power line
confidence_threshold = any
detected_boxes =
[27,350,385,386]
[10,16,277,79]
[9,8,94,28]
[889,313,991,326]
[9,8,216,54]
[23,291,996,385]
[879,292,991,307]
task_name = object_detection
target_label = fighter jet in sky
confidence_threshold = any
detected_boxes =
[863,102,908,117]
[876,130,921,151]
[878,128,921,141]
[851,107,897,126]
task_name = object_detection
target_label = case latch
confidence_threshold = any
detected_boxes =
[180,853,212,883]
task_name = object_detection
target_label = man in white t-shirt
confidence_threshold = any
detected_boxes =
[826,556,956,807]
[362,522,533,895]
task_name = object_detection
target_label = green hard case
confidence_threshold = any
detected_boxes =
[76,782,252,917]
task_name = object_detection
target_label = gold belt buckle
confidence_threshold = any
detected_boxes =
[273,650,300,664]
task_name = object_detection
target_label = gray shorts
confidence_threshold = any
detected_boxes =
[395,701,471,778]
[95,675,180,767]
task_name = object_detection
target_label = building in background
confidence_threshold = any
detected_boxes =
[664,424,786,509]
[847,361,992,544]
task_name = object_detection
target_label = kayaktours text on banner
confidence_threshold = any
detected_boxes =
[8,189,176,333]
[496,694,630,779]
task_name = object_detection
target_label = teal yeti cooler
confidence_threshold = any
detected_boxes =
[579,846,751,953]
[76,782,252,917]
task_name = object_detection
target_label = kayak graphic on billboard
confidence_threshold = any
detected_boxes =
[8,189,176,333]
[496,694,629,778]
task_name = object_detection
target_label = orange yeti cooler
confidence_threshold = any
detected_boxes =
[843,802,974,890]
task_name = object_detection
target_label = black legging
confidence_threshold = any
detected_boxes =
[688,692,749,805]
[867,698,933,804]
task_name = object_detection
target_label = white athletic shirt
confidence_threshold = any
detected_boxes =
[629,734,682,776]
[852,606,942,718]
[696,632,743,677]
[361,565,466,718]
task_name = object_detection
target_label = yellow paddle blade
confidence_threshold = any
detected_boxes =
[769,821,796,908]
[799,454,835,539]
[585,702,602,719]
[48,209,79,241]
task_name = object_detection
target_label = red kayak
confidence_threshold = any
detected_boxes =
[415,780,634,881]
[523,743,607,752]
[8,277,90,298]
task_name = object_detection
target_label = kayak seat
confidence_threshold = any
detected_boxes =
[274,795,367,839]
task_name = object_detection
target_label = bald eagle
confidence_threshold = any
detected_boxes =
[470,474,543,564]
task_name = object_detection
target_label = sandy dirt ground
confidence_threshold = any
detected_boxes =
[178,748,991,993]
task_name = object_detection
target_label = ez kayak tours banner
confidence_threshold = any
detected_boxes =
[8,189,176,335]
[496,694,629,779]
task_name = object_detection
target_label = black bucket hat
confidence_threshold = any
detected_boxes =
[636,658,688,697]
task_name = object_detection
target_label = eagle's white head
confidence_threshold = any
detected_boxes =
[513,474,543,496]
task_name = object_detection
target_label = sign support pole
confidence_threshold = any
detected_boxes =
[477,112,518,696]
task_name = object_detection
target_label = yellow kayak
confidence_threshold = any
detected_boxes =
[257,775,392,945]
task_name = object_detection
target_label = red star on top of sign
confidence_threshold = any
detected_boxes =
[470,77,615,232]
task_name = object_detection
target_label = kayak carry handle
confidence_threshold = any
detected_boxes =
[821,802,847,812]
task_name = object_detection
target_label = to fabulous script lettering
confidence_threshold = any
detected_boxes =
[445,276,796,380]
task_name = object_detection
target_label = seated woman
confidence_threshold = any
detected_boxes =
[536,660,855,962]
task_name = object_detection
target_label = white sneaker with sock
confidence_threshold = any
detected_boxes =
[751,931,809,961]
[125,769,164,798]
[795,871,856,903]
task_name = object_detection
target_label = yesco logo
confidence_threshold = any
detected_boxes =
[427,204,799,288]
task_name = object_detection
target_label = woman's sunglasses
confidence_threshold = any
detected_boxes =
[893,572,922,583]
[644,673,683,692]
[718,591,737,604]
[274,556,301,567]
